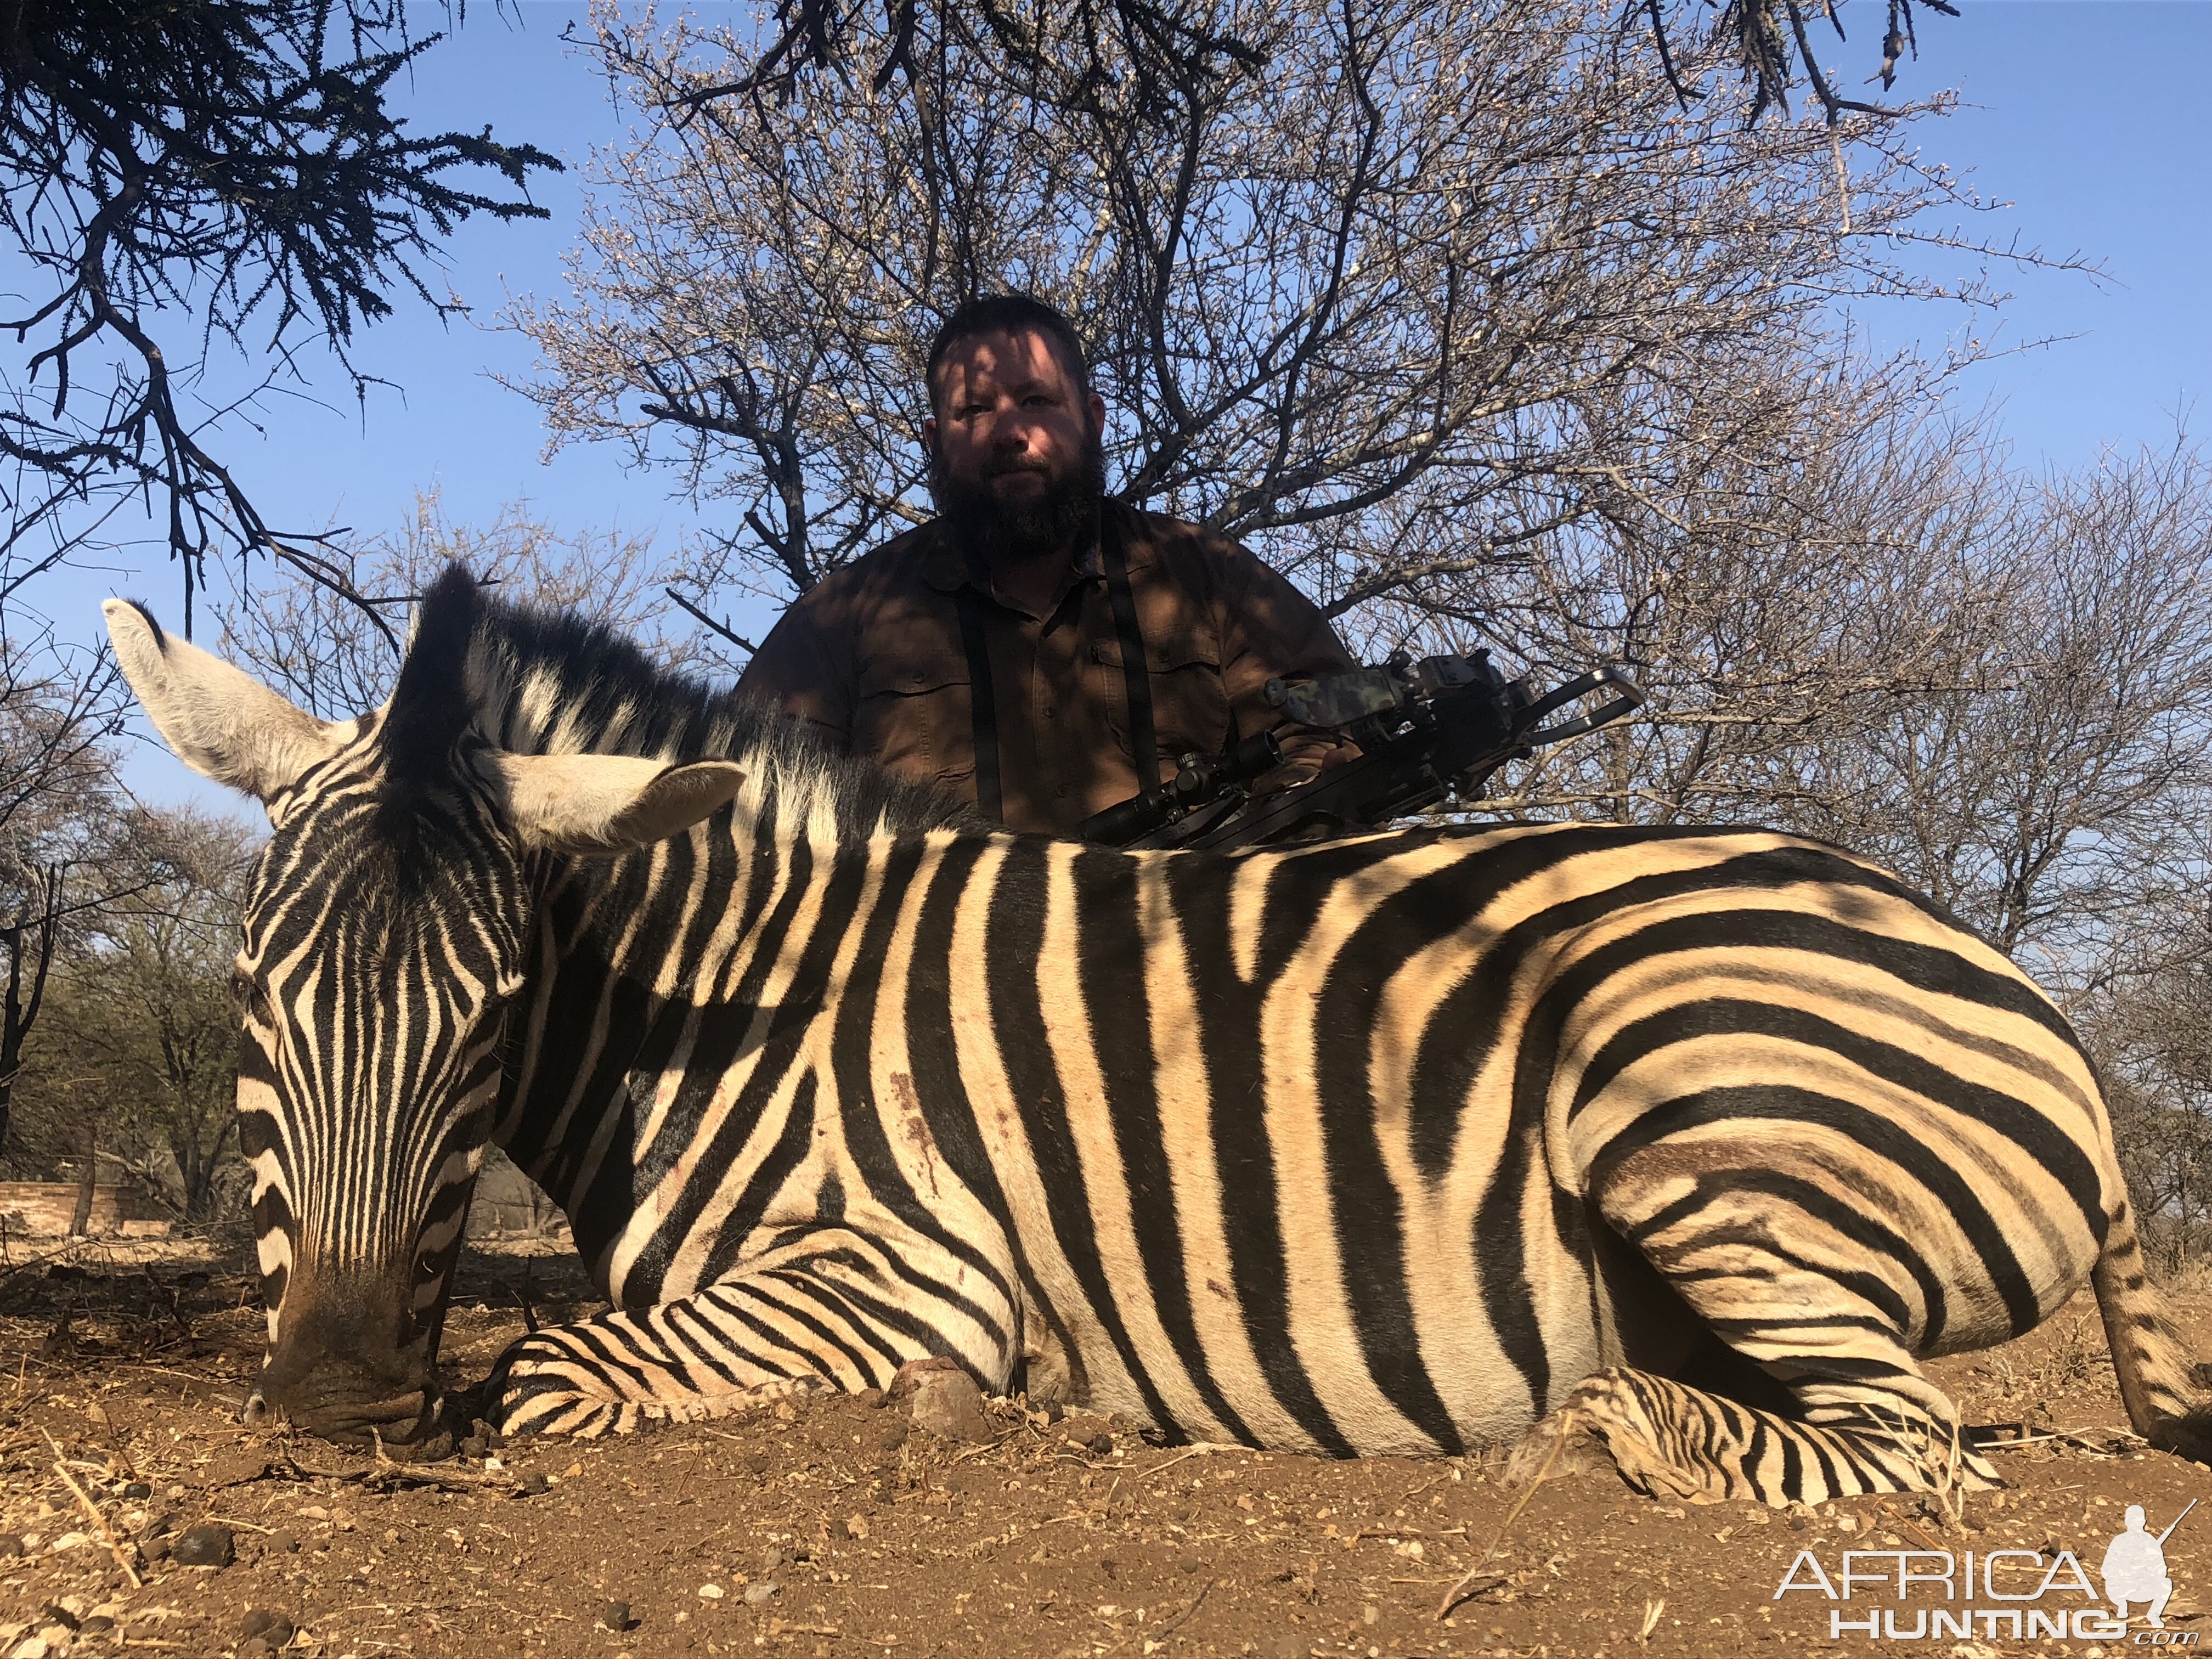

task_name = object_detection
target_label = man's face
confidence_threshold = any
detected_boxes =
[926,328,1108,564]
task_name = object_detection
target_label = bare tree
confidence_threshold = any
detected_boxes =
[0,611,132,1155]
[1484,426,2212,955]
[215,491,708,718]
[5,809,257,1218]
[662,0,1959,137]
[513,0,2049,636]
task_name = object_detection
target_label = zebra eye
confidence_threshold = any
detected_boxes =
[416,1253,439,1282]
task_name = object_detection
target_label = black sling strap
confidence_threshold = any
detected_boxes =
[952,584,1004,822]
[951,509,1158,825]
[1101,512,1160,793]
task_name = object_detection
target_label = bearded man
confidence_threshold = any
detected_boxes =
[736,293,1358,836]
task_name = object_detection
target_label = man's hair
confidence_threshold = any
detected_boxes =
[924,293,1093,415]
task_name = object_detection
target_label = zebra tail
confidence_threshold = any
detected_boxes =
[2091,1199,2212,1466]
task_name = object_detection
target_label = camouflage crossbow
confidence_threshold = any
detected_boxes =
[1080,651,1645,853]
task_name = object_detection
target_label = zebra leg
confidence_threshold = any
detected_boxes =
[1511,1363,1997,1506]
[1511,1187,2002,1506]
[485,1264,1008,1440]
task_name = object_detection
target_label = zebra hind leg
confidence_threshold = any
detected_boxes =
[1508,1364,1998,1507]
[1509,1177,2003,1506]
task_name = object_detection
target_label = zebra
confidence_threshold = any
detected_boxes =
[102,566,2212,1505]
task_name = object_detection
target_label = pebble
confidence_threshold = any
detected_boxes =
[855,1387,887,1409]
[876,1422,909,1453]
[1087,1432,1115,1457]
[239,1609,295,1646]
[599,1600,635,1632]
[1178,1556,1204,1575]
[76,1617,113,1638]
[743,1581,781,1607]
[139,1512,178,1538]
[171,1521,234,1568]
[120,1483,151,1501]
[267,1529,301,1554]
[139,1536,170,1564]
[744,1452,772,1476]
[697,1583,725,1601]
[518,1472,550,1497]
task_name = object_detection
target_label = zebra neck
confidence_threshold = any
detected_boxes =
[496,814,1016,1298]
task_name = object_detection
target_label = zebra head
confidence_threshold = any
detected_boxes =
[103,572,744,1454]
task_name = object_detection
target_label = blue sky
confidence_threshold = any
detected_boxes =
[26,0,2212,812]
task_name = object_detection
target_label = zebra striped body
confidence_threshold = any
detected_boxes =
[498,805,2102,1449]
[104,569,2212,1502]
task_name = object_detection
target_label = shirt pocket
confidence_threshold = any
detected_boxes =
[1092,630,1231,762]
[855,651,973,782]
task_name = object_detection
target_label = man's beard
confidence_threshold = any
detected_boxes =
[931,427,1108,569]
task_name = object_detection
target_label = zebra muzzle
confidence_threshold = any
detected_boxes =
[248,1372,456,1459]
[253,1301,459,1457]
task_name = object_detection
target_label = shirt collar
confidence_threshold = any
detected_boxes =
[920,499,1153,596]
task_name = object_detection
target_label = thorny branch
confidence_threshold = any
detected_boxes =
[0,0,560,631]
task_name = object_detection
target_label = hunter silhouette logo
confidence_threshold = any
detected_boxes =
[2104,1500,2193,1629]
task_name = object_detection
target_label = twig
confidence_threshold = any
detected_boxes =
[46,1433,141,1588]
[1152,1578,1215,1639]
[1139,1442,1240,1480]
[1353,1525,1466,1541]
[1436,1410,1576,1619]
[948,1427,1028,1465]
[665,587,759,658]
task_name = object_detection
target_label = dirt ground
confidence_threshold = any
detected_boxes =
[3,1234,2208,1659]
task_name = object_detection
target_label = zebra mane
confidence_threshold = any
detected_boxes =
[385,565,974,843]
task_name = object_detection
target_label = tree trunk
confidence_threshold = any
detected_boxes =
[1,868,64,1160]
[69,1122,97,1235]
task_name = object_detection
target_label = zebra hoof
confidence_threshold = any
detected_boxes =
[1500,1407,1596,1489]
[1542,1370,1724,1504]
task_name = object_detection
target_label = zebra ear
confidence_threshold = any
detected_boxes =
[103,597,342,802]
[492,754,747,857]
